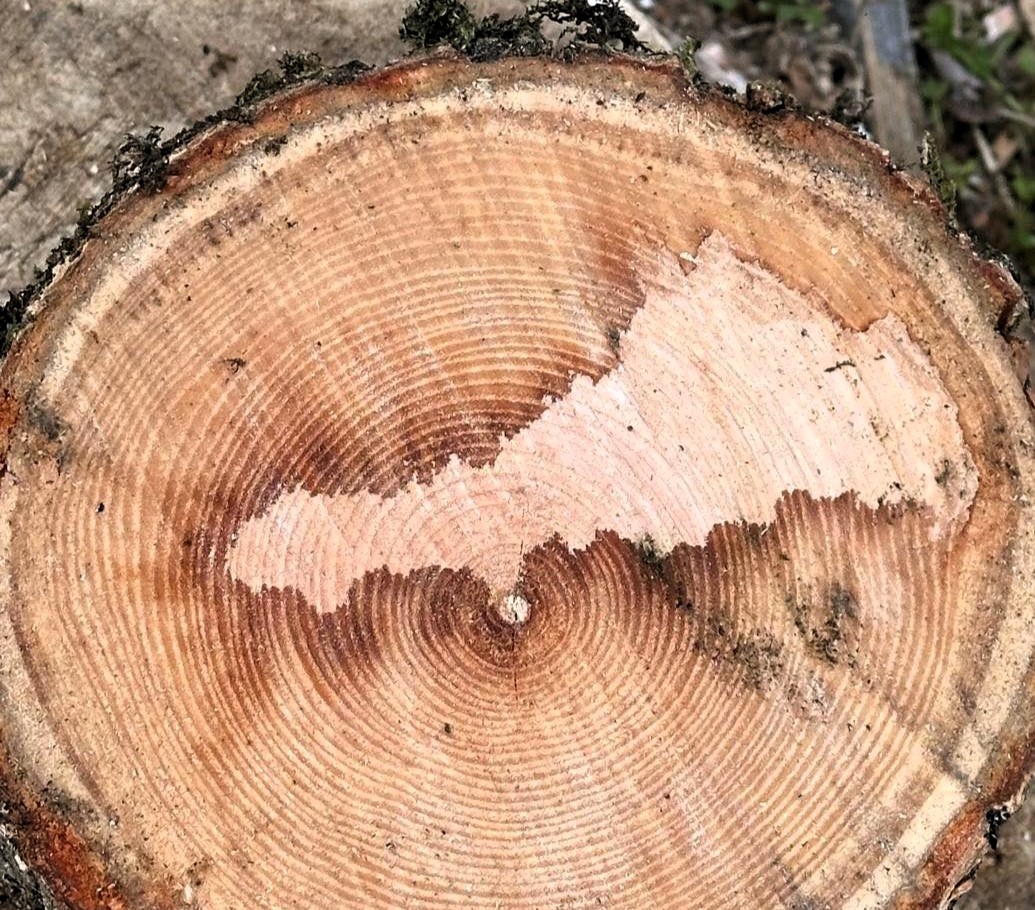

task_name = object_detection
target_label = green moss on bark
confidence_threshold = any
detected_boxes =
[399,0,647,59]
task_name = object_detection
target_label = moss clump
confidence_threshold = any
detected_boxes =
[532,0,645,51]
[467,13,552,61]
[112,126,168,192]
[400,0,646,58]
[234,52,356,113]
[279,50,324,81]
[921,133,959,220]
[400,0,479,51]
[235,68,285,107]
[675,37,699,78]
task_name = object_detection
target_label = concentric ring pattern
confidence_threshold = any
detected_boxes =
[0,57,1033,910]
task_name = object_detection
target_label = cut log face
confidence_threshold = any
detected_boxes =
[0,54,1033,910]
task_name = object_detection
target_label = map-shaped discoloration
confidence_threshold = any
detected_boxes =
[228,234,976,608]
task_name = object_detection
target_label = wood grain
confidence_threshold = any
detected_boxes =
[0,54,1032,910]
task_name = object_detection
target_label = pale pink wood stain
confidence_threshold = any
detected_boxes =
[229,234,975,607]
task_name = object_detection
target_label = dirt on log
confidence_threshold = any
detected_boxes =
[1,46,1034,910]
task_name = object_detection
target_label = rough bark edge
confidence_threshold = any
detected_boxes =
[0,30,1032,910]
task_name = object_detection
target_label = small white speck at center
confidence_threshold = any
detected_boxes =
[501,593,530,625]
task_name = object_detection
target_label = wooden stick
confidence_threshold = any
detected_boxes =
[831,0,926,167]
